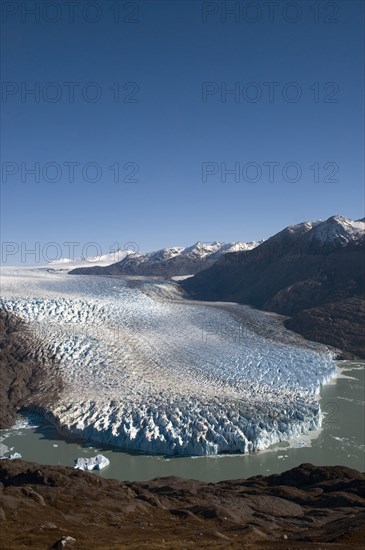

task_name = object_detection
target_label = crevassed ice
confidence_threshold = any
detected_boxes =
[0,269,336,456]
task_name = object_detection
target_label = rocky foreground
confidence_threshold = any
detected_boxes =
[0,460,364,549]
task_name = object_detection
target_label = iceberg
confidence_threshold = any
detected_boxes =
[0,444,10,459]
[9,452,22,459]
[74,454,110,471]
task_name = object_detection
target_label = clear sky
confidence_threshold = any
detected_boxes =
[1,0,364,263]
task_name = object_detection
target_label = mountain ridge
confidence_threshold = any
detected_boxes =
[181,215,365,358]
[69,240,262,278]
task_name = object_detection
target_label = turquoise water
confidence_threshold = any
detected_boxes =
[1,362,364,482]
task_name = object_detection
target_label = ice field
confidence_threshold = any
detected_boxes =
[0,268,336,455]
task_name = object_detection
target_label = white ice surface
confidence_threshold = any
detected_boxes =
[9,452,22,459]
[0,268,336,456]
[0,446,22,460]
[74,454,109,471]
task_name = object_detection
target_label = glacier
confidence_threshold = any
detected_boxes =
[0,268,336,456]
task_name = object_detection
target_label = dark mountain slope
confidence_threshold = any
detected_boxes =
[285,297,365,360]
[181,216,365,358]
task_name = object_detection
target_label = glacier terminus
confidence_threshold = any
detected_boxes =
[0,268,336,456]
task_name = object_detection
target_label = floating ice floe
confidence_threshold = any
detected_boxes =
[0,443,9,457]
[0,446,10,459]
[74,454,110,471]
[10,452,22,459]
[0,448,22,460]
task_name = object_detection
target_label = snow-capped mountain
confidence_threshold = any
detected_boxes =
[70,240,262,278]
[48,249,134,270]
[266,215,364,250]
[181,215,365,358]
[305,216,365,247]
[182,215,365,302]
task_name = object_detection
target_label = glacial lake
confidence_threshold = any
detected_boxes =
[1,362,364,482]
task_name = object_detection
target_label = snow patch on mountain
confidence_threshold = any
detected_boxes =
[308,216,365,246]
[99,240,263,277]
[49,249,134,270]
[124,241,261,264]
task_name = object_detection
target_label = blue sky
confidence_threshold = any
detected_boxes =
[1,0,364,262]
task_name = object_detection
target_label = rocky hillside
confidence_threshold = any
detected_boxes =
[181,216,365,358]
[285,296,365,360]
[70,241,261,278]
[0,459,364,549]
[0,310,61,428]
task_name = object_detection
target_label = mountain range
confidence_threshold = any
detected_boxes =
[69,241,261,278]
[181,216,365,358]
[68,215,364,358]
